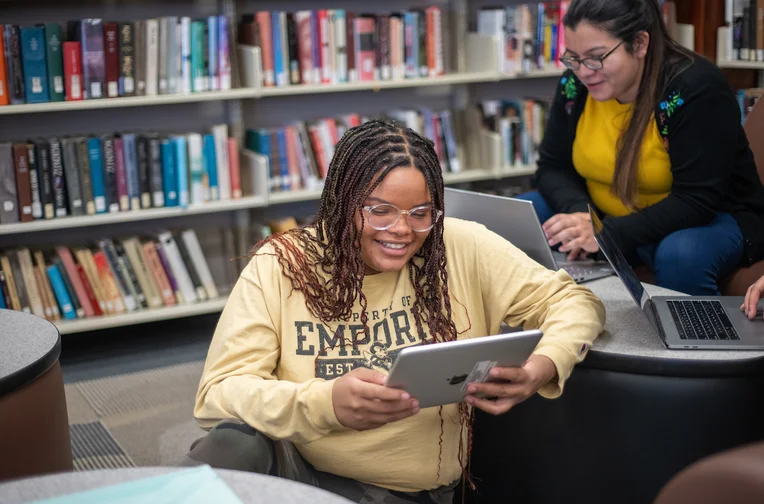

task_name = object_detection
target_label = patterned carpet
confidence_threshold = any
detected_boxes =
[65,361,207,470]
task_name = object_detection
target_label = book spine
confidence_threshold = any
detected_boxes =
[148,135,164,207]
[174,135,189,208]
[34,141,55,219]
[122,133,140,210]
[75,137,95,215]
[161,139,179,207]
[287,13,301,85]
[212,125,231,200]
[19,26,46,104]
[167,17,178,94]
[418,10,428,77]
[218,15,231,90]
[47,264,76,319]
[134,20,146,95]
[272,12,286,87]
[101,135,119,213]
[63,41,83,101]
[145,19,159,96]
[227,138,241,199]
[0,144,13,223]
[137,136,152,208]
[115,242,146,308]
[9,253,31,313]
[86,136,107,214]
[158,18,169,94]
[0,30,8,106]
[61,139,84,216]
[114,136,129,211]
[56,247,95,317]
[187,133,205,204]
[180,17,192,94]
[334,10,347,83]
[310,12,321,84]
[118,22,135,96]
[81,19,105,99]
[8,26,25,104]
[13,143,33,222]
[55,258,83,317]
[43,24,65,102]
[191,21,205,92]
[346,12,356,82]
[378,15,391,80]
[207,16,218,91]
[104,22,120,97]
[295,12,313,85]
[48,138,68,217]
[203,134,219,200]
[26,144,43,219]
[76,264,102,316]
[202,21,210,92]
[257,12,274,86]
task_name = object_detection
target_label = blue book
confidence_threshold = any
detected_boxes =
[161,139,179,207]
[207,17,218,90]
[47,263,76,320]
[203,134,219,200]
[20,26,50,103]
[87,137,107,214]
[173,135,189,208]
[404,12,418,79]
[271,12,285,86]
[122,134,139,210]
[276,128,289,191]
[0,275,6,309]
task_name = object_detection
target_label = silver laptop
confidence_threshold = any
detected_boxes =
[444,188,614,283]
[589,205,764,350]
[384,329,542,408]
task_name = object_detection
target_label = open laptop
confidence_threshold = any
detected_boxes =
[444,188,614,283]
[589,205,764,350]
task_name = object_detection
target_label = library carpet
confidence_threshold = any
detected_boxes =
[65,360,207,470]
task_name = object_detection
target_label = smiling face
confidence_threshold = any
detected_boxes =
[356,166,433,275]
[563,21,648,103]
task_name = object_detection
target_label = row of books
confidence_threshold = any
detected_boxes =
[237,7,444,87]
[0,228,218,321]
[476,99,551,167]
[243,109,460,194]
[0,16,232,105]
[0,124,241,225]
[725,0,764,62]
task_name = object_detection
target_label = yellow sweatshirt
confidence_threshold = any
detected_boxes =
[194,217,606,492]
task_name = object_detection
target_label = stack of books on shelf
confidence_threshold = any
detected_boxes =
[722,0,764,63]
[244,108,461,194]
[0,15,232,106]
[738,87,764,123]
[237,6,445,88]
[0,124,242,225]
[0,229,218,321]
[463,98,551,170]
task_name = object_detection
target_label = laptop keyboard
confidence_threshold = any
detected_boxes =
[667,300,740,341]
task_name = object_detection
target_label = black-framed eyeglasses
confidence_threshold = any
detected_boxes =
[362,203,442,232]
[561,40,625,71]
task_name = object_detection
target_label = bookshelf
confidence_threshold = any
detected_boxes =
[0,0,558,336]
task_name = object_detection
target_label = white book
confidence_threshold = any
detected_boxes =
[181,229,219,299]
[122,238,163,308]
[158,18,169,94]
[145,19,160,96]
[320,12,332,83]
[158,231,198,304]
[181,17,192,94]
[212,124,232,200]
[187,133,205,204]
[334,11,348,83]
[166,17,179,94]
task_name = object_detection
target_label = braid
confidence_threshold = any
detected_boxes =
[251,119,475,491]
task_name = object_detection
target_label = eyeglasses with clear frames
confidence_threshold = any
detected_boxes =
[560,40,625,71]
[362,203,443,232]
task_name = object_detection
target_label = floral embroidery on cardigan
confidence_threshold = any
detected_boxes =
[561,75,578,100]
[657,92,685,150]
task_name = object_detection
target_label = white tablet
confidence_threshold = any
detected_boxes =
[384,329,543,409]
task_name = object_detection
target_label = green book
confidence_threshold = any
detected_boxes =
[43,23,65,102]
[190,21,206,92]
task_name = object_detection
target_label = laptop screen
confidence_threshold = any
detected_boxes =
[588,206,652,314]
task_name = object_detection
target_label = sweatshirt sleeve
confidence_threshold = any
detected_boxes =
[193,247,342,443]
[535,72,593,214]
[475,224,606,398]
[603,85,738,251]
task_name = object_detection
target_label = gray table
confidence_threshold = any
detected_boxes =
[468,277,764,504]
[0,467,353,503]
[0,309,61,397]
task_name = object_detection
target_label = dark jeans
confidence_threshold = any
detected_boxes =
[178,419,457,504]
[515,191,744,296]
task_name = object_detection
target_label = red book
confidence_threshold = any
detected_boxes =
[56,247,96,317]
[12,143,33,223]
[0,33,8,106]
[113,136,129,211]
[63,41,83,101]
[295,11,313,85]
[76,263,102,316]
[104,22,120,98]
[256,12,274,87]
[227,138,242,199]
[355,16,376,81]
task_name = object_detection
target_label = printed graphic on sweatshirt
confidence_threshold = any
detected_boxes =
[291,295,434,379]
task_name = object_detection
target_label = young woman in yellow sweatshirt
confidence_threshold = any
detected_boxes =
[183,120,605,503]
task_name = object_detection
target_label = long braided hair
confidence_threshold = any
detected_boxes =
[252,119,475,490]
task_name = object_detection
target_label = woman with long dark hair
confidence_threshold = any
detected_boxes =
[522,0,764,296]
[183,120,605,503]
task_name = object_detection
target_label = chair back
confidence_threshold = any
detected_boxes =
[743,93,764,184]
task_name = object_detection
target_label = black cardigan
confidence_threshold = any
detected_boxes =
[535,55,764,267]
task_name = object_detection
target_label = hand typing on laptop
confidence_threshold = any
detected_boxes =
[463,355,558,416]
[542,212,599,262]
[741,274,764,320]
